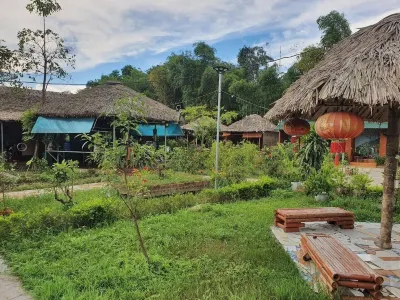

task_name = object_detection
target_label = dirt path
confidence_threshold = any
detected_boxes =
[5,182,105,199]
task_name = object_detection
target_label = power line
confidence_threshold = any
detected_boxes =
[221,91,268,111]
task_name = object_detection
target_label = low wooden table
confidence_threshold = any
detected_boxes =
[274,207,354,232]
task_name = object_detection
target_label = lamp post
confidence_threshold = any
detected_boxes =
[213,65,229,189]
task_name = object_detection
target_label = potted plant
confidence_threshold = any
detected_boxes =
[304,169,333,201]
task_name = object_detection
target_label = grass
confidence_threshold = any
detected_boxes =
[1,196,327,300]
[0,189,393,299]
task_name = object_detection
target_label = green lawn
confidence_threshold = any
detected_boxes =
[1,194,329,300]
[1,189,394,300]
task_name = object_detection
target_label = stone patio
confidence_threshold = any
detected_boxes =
[272,222,400,298]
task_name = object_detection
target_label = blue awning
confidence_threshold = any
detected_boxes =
[136,124,183,137]
[32,117,95,134]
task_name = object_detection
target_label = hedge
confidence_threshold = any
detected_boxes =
[0,176,278,243]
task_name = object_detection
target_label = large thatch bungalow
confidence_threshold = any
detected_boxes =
[222,114,278,148]
[0,82,182,161]
[265,13,400,248]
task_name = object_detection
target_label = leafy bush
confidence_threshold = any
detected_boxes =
[200,177,278,203]
[0,198,119,242]
[350,170,373,196]
[209,141,262,185]
[264,143,303,182]
[374,156,386,166]
[168,147,209,174]
[304,156,336,196]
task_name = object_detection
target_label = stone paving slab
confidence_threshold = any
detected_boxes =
[272,222,400,298]
[0,257,32,300]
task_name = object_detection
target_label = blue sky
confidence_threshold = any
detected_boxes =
[1,0,399,92]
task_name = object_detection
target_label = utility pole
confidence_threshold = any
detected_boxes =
[213,65,229,189]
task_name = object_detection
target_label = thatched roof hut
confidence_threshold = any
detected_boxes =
[0,83,181,123]
[265,13,400,249]
[225,114,276,132]
[265,13,400,123]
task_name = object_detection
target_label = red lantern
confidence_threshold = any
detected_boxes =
[330,141,346,153]
[316,112,364,166]
[283,118,310,137]
[315,112,364,140]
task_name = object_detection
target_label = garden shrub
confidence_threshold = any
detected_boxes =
[208,141,262,185]
[365,186,383,199]
[200,176,278,203]
[374,156,386,166]
[350,170,373,196]
[263,143,303,183]
[68,198,119,227]
[168,147,209,174]
[0,198,119,243]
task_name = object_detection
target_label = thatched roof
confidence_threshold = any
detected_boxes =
[224,114,276,132]
[0,84,181,122]
[265,13,400,123]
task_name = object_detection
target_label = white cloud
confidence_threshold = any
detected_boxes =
[0,0,399,72]
[35,84,85,94]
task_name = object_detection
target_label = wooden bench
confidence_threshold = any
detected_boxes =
[274,207,354,232]
[300,234,384,299]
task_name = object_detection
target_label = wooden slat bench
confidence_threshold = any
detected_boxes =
[274,207,354,232]
[300,234,384,299]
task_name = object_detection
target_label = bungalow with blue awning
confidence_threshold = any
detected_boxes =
[0,82,183,163]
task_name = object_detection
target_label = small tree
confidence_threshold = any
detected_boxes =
[18,0,75,102]
[85,96,152,264]
[50,160,78,207]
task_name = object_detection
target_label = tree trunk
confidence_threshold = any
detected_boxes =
[131,214,150,264]
[379,107,400,249]
[33,138,39,158]
[42,16,47,104]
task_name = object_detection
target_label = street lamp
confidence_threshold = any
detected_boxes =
[213,65,229,189]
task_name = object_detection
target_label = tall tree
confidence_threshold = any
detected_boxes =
[317,10,352,49]
[258,66,284,107]
[193,42,217,66]
[0,41,19,85]
[18,0,75,102]
[281,63,301,90]
[296,45,325,73]
[237,45,272,81]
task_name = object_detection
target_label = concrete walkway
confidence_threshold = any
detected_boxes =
[354,166,384,186]
[0,257,32,300]
[5,182,105,199]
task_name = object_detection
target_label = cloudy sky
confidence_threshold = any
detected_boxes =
[1,0,399,92]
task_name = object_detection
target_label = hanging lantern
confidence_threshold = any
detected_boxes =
[316,112,364,166]
[330,141,346,153]
[330,141,346,165]
[283,118,310,137]
[315,112,364,140]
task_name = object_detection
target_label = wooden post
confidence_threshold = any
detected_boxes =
[379,107,400,249]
